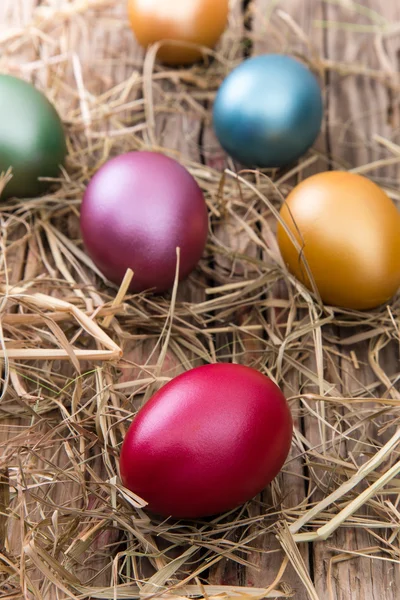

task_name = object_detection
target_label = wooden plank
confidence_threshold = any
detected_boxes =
[0,3,42,598]
[249,2,328,598]
[311,2,400,599]
[204,0,262,591]
[106,3,215,595]
[204,1,328,597]
[0,2,143,596]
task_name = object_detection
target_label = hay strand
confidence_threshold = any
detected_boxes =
[1,0,400,598]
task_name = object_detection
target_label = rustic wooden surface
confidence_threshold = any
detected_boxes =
[1,1,400,599]
[316,3,400,599]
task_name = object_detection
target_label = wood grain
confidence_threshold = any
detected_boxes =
[1,1,399,599]
[312,2,400,599]
[249,2,327,598]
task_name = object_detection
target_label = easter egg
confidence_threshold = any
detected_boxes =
[213,54,323,168]
[80,151,208,293]
[120,363,293,518]
[0,74,67,198]
[277,171,400,310]
[127,0,229,65]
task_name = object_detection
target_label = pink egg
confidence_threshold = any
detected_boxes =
[120,363,293,518]
[80,151,208,292]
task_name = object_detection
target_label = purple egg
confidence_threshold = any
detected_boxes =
[80,151,209,293]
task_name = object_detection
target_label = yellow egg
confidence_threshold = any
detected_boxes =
[127,0,229,65]
[277,171,400,310]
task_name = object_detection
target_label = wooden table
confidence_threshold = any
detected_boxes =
[1,1,400,599]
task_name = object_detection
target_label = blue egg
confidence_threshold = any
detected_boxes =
[213,54,323,168]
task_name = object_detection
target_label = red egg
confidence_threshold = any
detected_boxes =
[80,151,208,293]
[120,363,293,518]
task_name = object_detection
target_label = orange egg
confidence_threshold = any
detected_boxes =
[127,0,229,65]
[277,171,400,310]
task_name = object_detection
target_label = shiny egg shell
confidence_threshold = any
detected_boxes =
[120,363,293,518]
[80,151,208,293]
[277,171,400,310]
[127,0,229,65]
[213,54,323,168]
[0,74,67,198]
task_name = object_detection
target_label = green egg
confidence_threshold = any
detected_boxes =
[0,74,67,199]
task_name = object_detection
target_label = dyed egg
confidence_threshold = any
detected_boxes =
[80,151,208,293]
[0,75,67,199]
[120,363,293,518]
[277,171,400,310]
[213,54,323,168]
[127,0,229,65]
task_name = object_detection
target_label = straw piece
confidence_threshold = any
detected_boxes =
[76,584,293,599]
[102,268,134,328]
[276,522,319,600]
[290,428,400,534]
[2,1,400,597]
[0,287,122,361]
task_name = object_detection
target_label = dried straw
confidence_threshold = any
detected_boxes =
[1,0,400,599]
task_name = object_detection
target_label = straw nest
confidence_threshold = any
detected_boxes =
[1,1,400,599]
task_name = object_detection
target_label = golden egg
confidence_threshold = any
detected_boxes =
[277,171,400,310]
[127,0,229,65]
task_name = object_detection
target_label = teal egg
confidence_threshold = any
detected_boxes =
[0,75,67,199]
[212,54,323,168]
